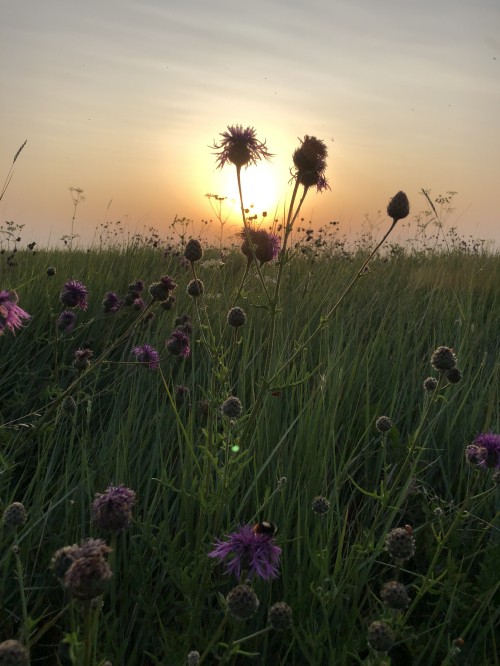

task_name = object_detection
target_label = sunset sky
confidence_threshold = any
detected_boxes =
[1,0,499,249]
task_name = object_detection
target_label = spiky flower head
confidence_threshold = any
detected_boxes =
[387,191,410,223]
[0,290,31,336]
[446,367,462,384]
[57,309,77,333]
[187,279,204,298]
[227,306,247,328]
[268,602,293,631]
[60,279,88,310]
[292,135,330,192]
[311,496,331,515]
[221,396,243,419]
[0,639,30,666]
[64,552,113,600]
[166,328,191,358]
[375,416,393,433]
[184,239,203,263]
[209,523,281,581]
[132,344,160,370]
[46,266,56,276]
[367,620,395,653]
[431,346,457,372]
[240,228,280,265]
[466,432,500,470]
[73,347,93,372]
[212,125,272,169]
[423,376,438,392]
[102,291,122,314]
[380,580,410,610]
[385,527,415,562]
[226,584,260,620]
[3,502,27,529]
[91,484,136,533]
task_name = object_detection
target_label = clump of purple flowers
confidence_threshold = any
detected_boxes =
[240,228,280,265]
[132,344,160,369]
[208,524,281,581]
[60,279,88,310]
[465,432,500,470]
[91,484,136,533]
[102,291,123,314]
[0,290,30,335]
[166,328,191,358]
[212,125,273,170]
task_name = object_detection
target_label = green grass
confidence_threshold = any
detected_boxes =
[1,245,499,665]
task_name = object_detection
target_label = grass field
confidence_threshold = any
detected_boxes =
[1,235,499,665]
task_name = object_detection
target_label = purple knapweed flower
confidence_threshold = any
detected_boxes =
[91,484,136,533]
[211,125,273,170]
[60,279,88,310]
[292,135,330,193]
[132,344,160,369]
[208,524,282,581]
[166,328,191,358]
[240,229,280,265]
[0,290,31,335]
[57,309,77,333]
[466,432,500,470]
[102,291,122,314]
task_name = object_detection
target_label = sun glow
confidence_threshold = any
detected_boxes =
[221,162,281,221]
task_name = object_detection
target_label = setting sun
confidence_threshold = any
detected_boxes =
[221,162,281,220]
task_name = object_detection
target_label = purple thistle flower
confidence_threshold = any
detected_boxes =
[57,309,77,333]
[0,290,31,335]
[240,228,280,265]
[132,344,160,369]
[166,328,191,358]
[211,125,273,170]
[60,279,88,310]
[292,135,330,192]
[91,484,136,533]
[467,432,500,470]
[102,291,122,314]
[208,524,282,581]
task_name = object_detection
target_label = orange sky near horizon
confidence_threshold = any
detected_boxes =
[1,0,499,250]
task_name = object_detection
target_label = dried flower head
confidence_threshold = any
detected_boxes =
[64,552,113,600]
[60,279,88,310]
[292,136,330,192]
[73,347,93,371]
[240,228,280,264]
[187,279,204,298]
[212,125,272,169]
[311,496,331,515]
[446,367,462,384]
[166,328,191,358]
[0,290,31,336]
[387,191,410,223]
[385,527,415,562]
[91,484,136,533]
[423,376,438,392]
[51,544,81,580]
[0,639,30,666]
[187,651,201,666]
[367,620,395,653]
[184,239,203,263]
[227,306,247,327]
[46,266,56,276]
[268,602,293,631]
[209,524,281,581]
[3,502,27,529]
[102,291,122,314]
[380,580,410,610]
[175,314,192,334]
[57,309,77,334]
[375,416,393,433]
[226,584,260,620]
[431,346,457,372]
[221,396,243,419]
[132,344,160,369]
[466,433,500,470]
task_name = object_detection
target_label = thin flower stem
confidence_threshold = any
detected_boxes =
[198,613,230,665]
[13,543,30,660]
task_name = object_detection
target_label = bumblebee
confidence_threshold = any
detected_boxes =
[253,521,277,536]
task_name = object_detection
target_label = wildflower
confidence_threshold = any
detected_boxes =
[375,416,393,433]
[385,527,415,562]
[51,544,82,580]
[60,279,88,310]
[64,552,112,600]
[221,396,242,419]
[311,496,331,515]
[0,290,31,335]
[175,385,190,406]
[132,344,160,370]
[212,125,272,170]
[187,651,200,666]
[73,347,93,371]
[423,376,438,392]
[128,279,144,294]
[446,367,462,384]
[240,228,280,264]
[184,239,203,263]
[227,306,247,327]
[380,580,410,610]
[226,584,260,620]
[166,328,191,358]
[367,620,395,653]
[466,432,500,470]
[46,266,56,276]
[292,135,330,192]
[175,314,192,334]
[102,291,122,314]
[0,639,29,666]
[187,279,204,298]
[91,484,136,533]
[3,502,27,529]
[387,191,410,223]
[268,602,293,631]
[161,295,176,311]
[431,346,457,372]
[58,309,77,333]
[132,297,145,311]
[208,523,281,580]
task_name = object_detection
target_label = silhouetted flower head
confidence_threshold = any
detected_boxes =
[226,584,260,620]
[102,291,122,314]
[268,602,293,631]
[166,328,191,357]
[208,523,282,580]
[387,191,410,223]
[423,376,438,392]
[58,309,77,333]
[367,620,395,653]
[175,314,192,334]
[3,502,27,529]
[64,552,112,600]
[446,367,462,384]
[466,432,500,470]
[132,344,160,369]
[184,239,203,263]
[311,496,331,515]
[380,580,410,610]
[73,347,93,371]
[375,416,393,433]
[91,484,136,533]
[60,279,88,310]
[46,266,56,277]
[221,396,243,419]
[187,279,204,298]
[0,290,31,336]
[385,527,415,562]
[240,228,280,264]
[292,135,330,192]
[51,538,111,586]
[212,125,273,169]
[128,280,144,294]
[227,306,247,327]
[431,346,457,372]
